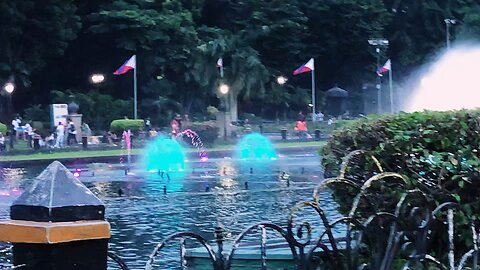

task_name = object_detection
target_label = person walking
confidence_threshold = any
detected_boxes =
[0,132,5,152]
[24,122,34,148]
[55,122,65,148]
[11,117,20,139]
[67,119,77,145]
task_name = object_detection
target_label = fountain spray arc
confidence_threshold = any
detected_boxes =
[122,130,132,165]
[406,45,480,112]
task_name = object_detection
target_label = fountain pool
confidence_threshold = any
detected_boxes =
[0,147,339,269]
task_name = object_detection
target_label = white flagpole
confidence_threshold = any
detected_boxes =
[389,62,394,113]
[133,61,138,119]
[311,60,316,120]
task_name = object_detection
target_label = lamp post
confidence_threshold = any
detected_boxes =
[219,83,229,141]
[90,74,105,84]
[368,38,389,114]
[444,19,456,49]
[276,76,287,85]
[4,82,14,120]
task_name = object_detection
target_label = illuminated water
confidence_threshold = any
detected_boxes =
[406,45,480,112]
[235,133,277,175]
[0,151,340,269]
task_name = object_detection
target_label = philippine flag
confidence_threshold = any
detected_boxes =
[216,57,223,68]
[377,59,391,76]
[293,58,314,75]
[113,55,136,75]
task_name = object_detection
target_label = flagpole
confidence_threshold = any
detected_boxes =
[133,59,137,119]
[389,63,394,114]
[311,63,316,120]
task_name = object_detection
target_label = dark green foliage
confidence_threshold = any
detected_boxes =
[321,109,480,255]
[0,0,80,86]
[24,105,49,123]
[51,90,133,131]
[0,122,6,134]
[110,119,144,135]
[184,121,219,146]
[3,1,480,124]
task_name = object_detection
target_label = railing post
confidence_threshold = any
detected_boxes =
[0,161,110,270]
[215,223,225,270]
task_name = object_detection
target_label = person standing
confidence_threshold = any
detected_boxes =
[81,122,91,138]
[9,119,17,149]
[170,116,180,137]
[55,122,65,148]
[67,119,77,145]
[11,117,20,139]
[0,132,5,152]
[297,111,306,122]
[24,122,34,148]
[145,118,151,131]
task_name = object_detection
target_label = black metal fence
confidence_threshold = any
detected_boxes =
[4,151,480,269]
[143,152,480,270]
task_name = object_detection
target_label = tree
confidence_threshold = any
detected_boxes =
[457,1,480,40]
[0,0,80,86]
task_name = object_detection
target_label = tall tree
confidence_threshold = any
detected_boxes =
[0,1,80,86]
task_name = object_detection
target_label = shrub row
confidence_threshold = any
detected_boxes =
[0,122,6,134]
[110,119,145,134]
[321,110,480,255]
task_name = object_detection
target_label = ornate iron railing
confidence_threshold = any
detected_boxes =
[144,151,480,270]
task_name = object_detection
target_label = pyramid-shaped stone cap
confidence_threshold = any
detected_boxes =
[11,161,105,222]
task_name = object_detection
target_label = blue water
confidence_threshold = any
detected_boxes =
[0,151,341,269]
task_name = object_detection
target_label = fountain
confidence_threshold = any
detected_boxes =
[177,129,208,161]
[141,135,187,192]
[406,45,480,112]
[234,133,277,175]
[122,130,132,165]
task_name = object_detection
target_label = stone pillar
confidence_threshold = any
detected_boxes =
[0,161,110,270]
[68,114,83,143]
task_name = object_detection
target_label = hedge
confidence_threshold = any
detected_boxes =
[110,119,144,134]
[321,109,480,256]
[0,122,6,134]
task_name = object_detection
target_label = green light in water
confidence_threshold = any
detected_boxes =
[235,133,277,160]
[235,133,277,175]
[142,136,186,191]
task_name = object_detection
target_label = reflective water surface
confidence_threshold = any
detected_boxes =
[0,152,341,269]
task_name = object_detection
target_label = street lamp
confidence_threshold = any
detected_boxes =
[219,83,230,140]
[368,38,389,114]
[90,74,105,84]
[276,76,287,85]
[444,19,456,49]
[4,82,14,94]
[219,83,229,95]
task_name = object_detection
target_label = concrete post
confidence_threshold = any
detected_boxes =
[0,161,110,269]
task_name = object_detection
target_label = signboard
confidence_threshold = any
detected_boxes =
[50,104,68,128]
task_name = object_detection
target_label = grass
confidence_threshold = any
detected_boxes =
[0,141,325,162]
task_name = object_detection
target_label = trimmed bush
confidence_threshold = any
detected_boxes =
[184,121,219,146]
[110,119,144,135]
[321,109,480,255]
[0,122,6,134]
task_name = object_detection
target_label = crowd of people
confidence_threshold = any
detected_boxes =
[0,111,331,153]
[4,116,90,151]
